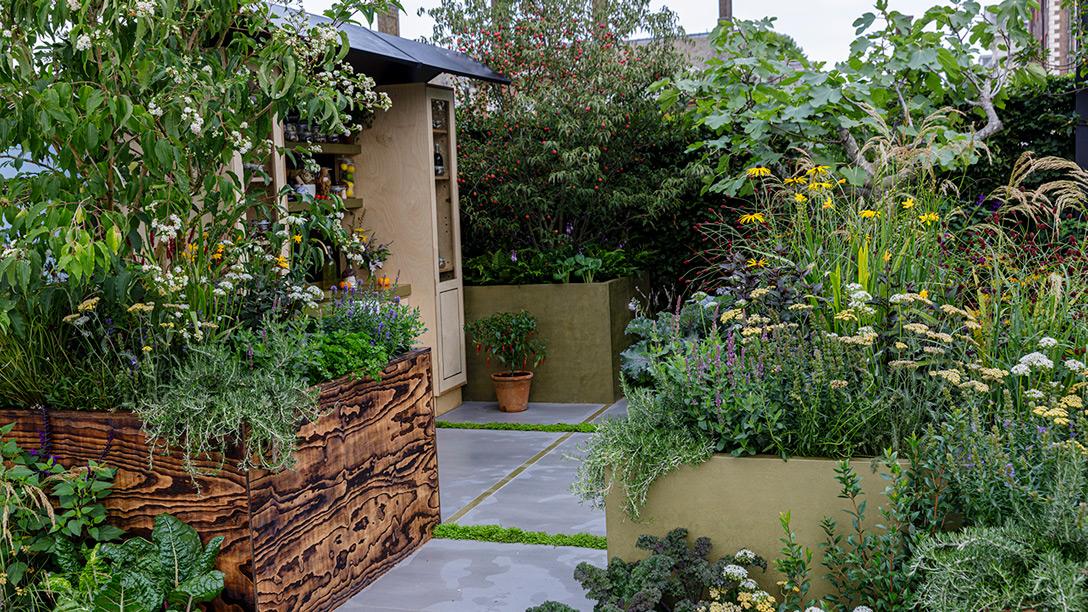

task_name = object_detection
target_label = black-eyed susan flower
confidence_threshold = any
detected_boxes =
[738,212,766,224]
[745,166,771,178]
[918,211,940,225]
[901,197,916,209]
[859,209,879,219]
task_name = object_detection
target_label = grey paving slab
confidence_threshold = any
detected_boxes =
[591,397,627,422]
[443,401,604,425]
[438,428,562,520]
[457,434,604,535]
[341,539,602,612]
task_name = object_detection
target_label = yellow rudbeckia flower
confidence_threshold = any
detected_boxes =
[738,212,766,224]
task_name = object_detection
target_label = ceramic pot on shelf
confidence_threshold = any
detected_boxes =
[490,371,534,412]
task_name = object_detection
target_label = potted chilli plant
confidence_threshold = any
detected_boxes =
[465,311,546,412]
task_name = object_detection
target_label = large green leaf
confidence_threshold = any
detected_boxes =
[153,514,202,587]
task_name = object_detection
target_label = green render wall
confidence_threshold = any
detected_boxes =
[463,276,642,404]
[606,455,896,601]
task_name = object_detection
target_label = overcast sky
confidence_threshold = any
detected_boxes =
[301,0,994,64]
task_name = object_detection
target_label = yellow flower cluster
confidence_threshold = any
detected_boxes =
[735,590,775,612]
[78,297,100,312]
[127,302,155,314]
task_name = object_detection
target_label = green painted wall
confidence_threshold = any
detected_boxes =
[463,277,641,404]
[606,455,896,601]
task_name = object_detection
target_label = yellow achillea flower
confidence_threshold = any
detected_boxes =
[747,257,767,268]
[834,309,858,322]
[794,193,808,203]
[918,211,940,225]
[738,212,766,224]
[78,297,100,312]
[859,209,879,219]
[902,198,916,209]
[822,198,834,209]
[720,308,744,323]
[746,166,772,178]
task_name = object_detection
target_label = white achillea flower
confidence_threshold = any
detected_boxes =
[67,0,80,9]
[1064,359,1085,372]
[134,0,154,17]
[853,607,875,612]
[733,548,758,564]
[1039,336,1058,348]
[75,34,92,51]
[1010,363,1030,376]
[1019,352,1054,370]
[721,564,748,580]
[1025,389,1045,400]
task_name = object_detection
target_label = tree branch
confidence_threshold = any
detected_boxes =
[838,128,873,176]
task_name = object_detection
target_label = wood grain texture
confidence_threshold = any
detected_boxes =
[249,349,439,611]
[0,349,438,611]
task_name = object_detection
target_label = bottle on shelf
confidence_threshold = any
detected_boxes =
[434,144,445,176]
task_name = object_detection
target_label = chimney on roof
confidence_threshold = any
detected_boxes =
[377,9,399,36]
[719,0,732,22]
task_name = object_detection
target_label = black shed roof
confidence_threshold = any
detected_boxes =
[270,6,509,86]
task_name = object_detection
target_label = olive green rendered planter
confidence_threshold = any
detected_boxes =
[464,276,643,404]
[605,455,896,602]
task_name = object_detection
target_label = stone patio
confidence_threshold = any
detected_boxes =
[343,399,624,611]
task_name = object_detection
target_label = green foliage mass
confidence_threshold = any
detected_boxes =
[426,0,708,292]
[2,425,224,611]
[658,0,1045,194]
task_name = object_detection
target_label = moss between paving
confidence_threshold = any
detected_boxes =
[433,523,607,550]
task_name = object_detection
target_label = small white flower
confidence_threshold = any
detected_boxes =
[134,0,154,17]
[74,34,92,51]
[1010,363,1030,376]
[721,564,747,580]
[1025,389,1045,400]
[739,578,757,590]
[804,608,826,612]
[67,0,80,10]
[733,548,758,564]
[1064,359,1085,372]
[1039,336,1058,348]
[1019,352,1055,370]
[853,607,875,612]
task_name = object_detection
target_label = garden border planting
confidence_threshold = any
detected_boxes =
[0,349,439,612]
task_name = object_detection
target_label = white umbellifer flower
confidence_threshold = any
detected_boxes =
[67,0,80,9]
[804,608,826,612]
[1019,352,1055,370]
[739,578,757,590]
[853,607,875,612]
[1039,336,1058,348]
[721,564,747,580]
[1010,363,1030,376]
[134,0,154,17]
[1025,389,1045,400]
[74,34,92,51]
[1064,359,1084,372]
[733,548,758,564]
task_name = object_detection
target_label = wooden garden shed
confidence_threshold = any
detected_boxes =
[261,7,508,413]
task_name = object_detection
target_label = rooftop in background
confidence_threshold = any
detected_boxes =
[270,5,509,85]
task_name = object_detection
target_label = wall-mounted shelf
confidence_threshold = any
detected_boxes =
[432,129,448,135]
[285,141,362,156]
[434,176,450,181]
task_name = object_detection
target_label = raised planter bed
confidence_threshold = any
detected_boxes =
[0,349,439,611]
[463,276,643,404]
[605,455,893,600]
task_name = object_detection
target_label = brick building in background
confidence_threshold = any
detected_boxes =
[1030,0,1079,74]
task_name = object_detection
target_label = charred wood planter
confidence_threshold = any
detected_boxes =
[0,349,439,611]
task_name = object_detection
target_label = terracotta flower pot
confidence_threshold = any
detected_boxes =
[491,370,534,412]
